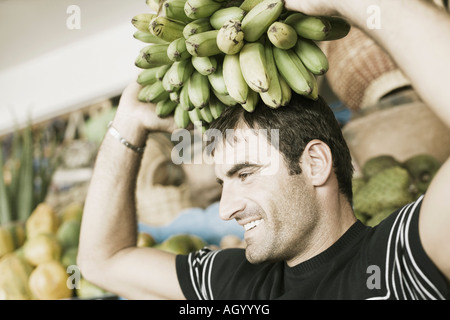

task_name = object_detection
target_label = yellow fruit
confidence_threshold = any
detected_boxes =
[26,203,59,239]
[23,233,61,267]
[137,232,156,248]
[29,260,73,300]
[0,253,34,300]
[0,227,14,259]
[60,202,83,223]
[76,278,108,299]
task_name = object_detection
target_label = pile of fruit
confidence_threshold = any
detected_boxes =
[132,0,350,131]
[352,153,442,227]
[0,202,108,300]
[1,200,242,299]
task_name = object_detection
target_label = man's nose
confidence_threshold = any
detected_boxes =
[219,182,245,221]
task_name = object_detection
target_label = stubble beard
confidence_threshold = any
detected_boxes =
[244,175,320,265]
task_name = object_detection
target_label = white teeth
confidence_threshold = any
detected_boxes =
[244,219,263,231]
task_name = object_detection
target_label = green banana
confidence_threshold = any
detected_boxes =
[293,38,329,75]
[135,51,153,69]
[241,0,284,42]
[170,90,181,103]
[279,74,292,106]
[322,17,351,41]
[305,76,319,101]
[259,41,282,108]
[239,42,269,93]
[162,68,179,92]
[132,13,157,33]
[183,18,212,39]
[222,53,248,104]
[192,55,217,75]
[179,84,195,111]
[141,44,173,67]
[146,0,164,13]
[186,30,221,56]
[149,16,186,42]
[239,0,264,12]
[273,46,315,96]
[184,0,223,19]
[156,64,172,81]
[167,37,192,61]
[212,88,238,106]
[139,81,170,103]
[188,108,205,130]
[188,70,211,108]
[199,105,214,123]
[267,21,298,49]
[241,88,259,112]
[167,58,195,87]
[138,85,152,102]
[174,104,191,128]
[137,67,160,86]
[216,19,245,54]
[207,60,228,95]
[156,99,178,118]
[209,94,226,119]
[163,0,194,23]
[133,31,169,44]
[284,12,331,41]
[209,6,246,29]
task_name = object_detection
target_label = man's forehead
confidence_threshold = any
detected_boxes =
[212,127,281,175]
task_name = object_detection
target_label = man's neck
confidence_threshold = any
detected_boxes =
[286,193,356,267]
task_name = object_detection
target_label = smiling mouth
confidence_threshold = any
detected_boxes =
[244,219,264,231]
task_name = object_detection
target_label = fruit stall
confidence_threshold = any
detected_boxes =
[1,0,450,301]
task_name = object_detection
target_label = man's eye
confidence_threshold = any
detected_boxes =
[238,172,251,181]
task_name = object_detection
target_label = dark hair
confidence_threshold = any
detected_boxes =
[208,93,354,204]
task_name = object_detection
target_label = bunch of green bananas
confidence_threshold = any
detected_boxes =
[132,0,351,131]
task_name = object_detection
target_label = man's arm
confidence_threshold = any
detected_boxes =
[285,0,450,279]
[77,82,185,299]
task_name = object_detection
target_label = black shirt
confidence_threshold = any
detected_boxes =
[176,195,450,299]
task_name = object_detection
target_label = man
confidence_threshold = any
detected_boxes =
[78,0,450,299]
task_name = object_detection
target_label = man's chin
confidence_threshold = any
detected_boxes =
[244,245,276,264]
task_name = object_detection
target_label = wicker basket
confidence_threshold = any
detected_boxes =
[321,27,411,111]
[343,99,450,168]
[136,133,193,226]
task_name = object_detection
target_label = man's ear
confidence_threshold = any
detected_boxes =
[301,139,333,187]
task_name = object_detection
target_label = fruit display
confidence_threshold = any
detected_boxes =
[132,0,351,131]
[352,153,442,227]
[0,198,244,299]
[0,202,86,300]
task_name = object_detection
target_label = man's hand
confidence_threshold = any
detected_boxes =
[112,81,178,143]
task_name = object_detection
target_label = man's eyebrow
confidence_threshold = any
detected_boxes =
[225,162,262,178]
[216,163,262,186]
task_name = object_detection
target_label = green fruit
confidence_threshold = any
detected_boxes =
[61,246,78,268]
[352,177,366,197]
[137,232,156,248]
[189,235,207,251]
[57,220,81,251]
[353,166,415,217]
[158,234,192,254]
[362,155,401,179]
[365,207,397,227]
[402,154,441,194]
[76,278,108,299]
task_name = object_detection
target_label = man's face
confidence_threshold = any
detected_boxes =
[213,127,320,264]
